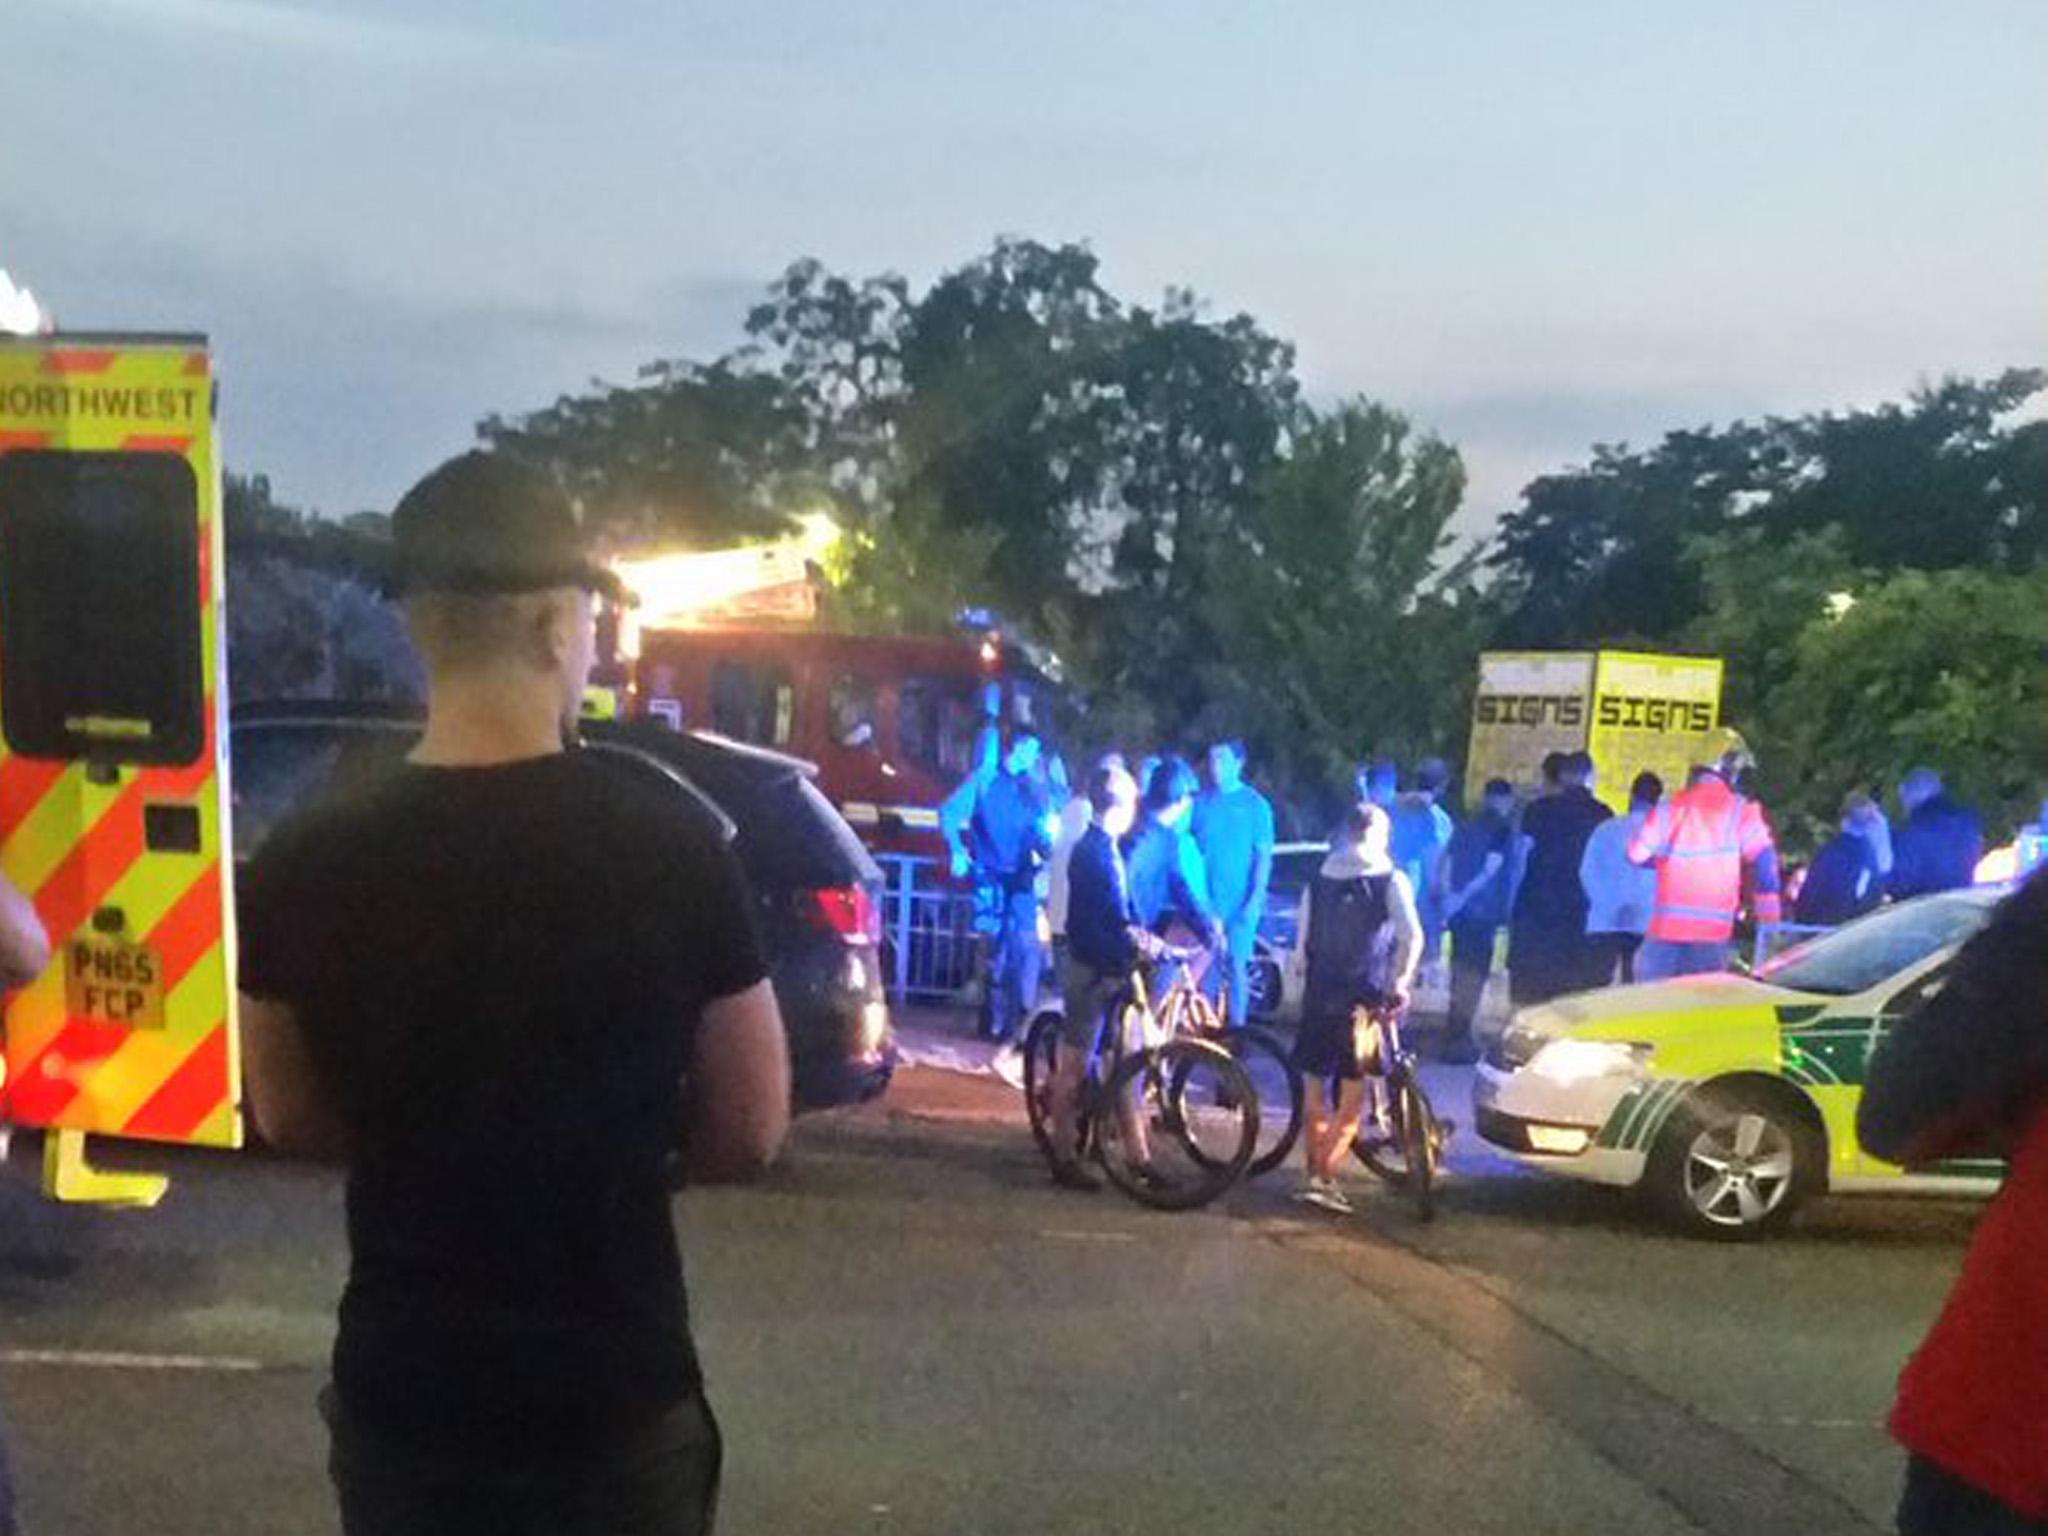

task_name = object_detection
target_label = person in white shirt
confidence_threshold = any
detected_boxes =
[1288,802,1423,1214]
[1579,771,1662,986]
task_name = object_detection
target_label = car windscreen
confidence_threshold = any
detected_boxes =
[1757,893,1993,997]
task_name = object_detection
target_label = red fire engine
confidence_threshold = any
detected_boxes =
[593,542,1059,856]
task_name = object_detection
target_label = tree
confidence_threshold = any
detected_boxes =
[1758,370,2048,572]
[1485,371,2048,652]
[1678,525,1860,728]
[1761,567,2048,848]
[478,358,822,551]
[1201,400,1475,816]
[223,474,419,704]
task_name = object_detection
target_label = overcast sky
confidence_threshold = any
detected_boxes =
[5,0,2043,536]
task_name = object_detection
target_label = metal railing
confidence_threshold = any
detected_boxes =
[874,853,984,1004]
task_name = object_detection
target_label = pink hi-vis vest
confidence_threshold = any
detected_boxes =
[1627,779,1780,944]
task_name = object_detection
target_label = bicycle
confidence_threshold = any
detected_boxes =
[1144,945,1304,1180]
[1348,1004,1448,1221]
[1022,953,1261,1211]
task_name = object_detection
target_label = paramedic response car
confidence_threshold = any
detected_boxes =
[1473,889,2006,1239]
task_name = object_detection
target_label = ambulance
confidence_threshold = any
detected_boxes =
[0,332,239,1205]
[1473,888,2005,1239]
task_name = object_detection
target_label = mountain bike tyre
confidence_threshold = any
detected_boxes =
[1096,1037,1258,1212]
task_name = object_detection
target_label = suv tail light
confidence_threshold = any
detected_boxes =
[804,886,880,946]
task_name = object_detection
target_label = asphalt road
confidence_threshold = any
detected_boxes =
[0,1062,1973,1535]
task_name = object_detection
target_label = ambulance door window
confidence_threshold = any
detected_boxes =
[0,450,206,766]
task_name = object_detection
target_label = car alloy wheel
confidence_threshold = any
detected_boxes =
[1681,1112,1796,1230]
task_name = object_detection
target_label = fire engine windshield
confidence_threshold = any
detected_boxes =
[0,449,207,766]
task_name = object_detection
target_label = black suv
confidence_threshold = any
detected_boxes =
[230,702,896,1112]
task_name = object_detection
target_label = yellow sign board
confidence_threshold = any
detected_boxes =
[1464,651,1596,805]
[1464,650,1726,811]
[1586,652,1725,813]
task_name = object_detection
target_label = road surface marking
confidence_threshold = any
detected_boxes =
[0,1348,265,1373]
[1034,1229,1137,1243]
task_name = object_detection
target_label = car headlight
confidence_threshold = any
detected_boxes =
[1495,1017,1555,1070]
[1526,1038,1654,1087]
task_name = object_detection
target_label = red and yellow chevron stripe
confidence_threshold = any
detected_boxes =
[0,336,240,1150]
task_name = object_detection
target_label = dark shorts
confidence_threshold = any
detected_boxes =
[324,1386,722,1536]
[1291,1008,1376,1082]
[1057,956,1126,1052]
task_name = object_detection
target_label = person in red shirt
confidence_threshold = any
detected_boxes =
[1861,868,2048,1534]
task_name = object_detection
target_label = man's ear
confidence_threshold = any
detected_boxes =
[528,590,574,669]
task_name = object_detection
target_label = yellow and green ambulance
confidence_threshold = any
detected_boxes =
[1472,889,2006,1238]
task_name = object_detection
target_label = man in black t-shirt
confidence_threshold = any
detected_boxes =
[1436,778,1516,1064]
[1508,751,1613,1008]
[239,451,789,1536]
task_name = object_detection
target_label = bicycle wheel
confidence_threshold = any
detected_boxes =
[1397,1073,1439,1222]
[1169,1027,1302,1179]
[1023,1009,1085,1169]
[1353,1082,1408,1185]
[1095,1038,1258,1211]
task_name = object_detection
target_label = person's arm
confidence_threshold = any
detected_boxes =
[1741,806,1784,924]
[241,995,349,1160]
[1887,822,1919,899]
[1177,835,1220,936]
[1246,801,1275,925]
[1385,873,1424,1002]
[1859,873,2048,1167]
[939,771,983,879]
[1626,803,1667,868]
[685,978,790,1183]
[0,875,50,989]
[1446,846,1505,919]
[1578,826,1608,915]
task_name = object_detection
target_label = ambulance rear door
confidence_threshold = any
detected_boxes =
[0,334,240,1157]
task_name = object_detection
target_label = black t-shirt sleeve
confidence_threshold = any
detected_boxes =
[681,836,770,1005]
[236,815,336,1005]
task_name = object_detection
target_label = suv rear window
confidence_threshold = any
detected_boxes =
[677,756,875,890]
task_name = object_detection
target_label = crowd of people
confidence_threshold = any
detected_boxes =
[942,720,1999,1081]
[941,732,1280,1067]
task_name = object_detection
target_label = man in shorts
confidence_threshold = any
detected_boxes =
[1046,763,1154,1191]
[1290,802,1423,1214]
[239,451,791,1536]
